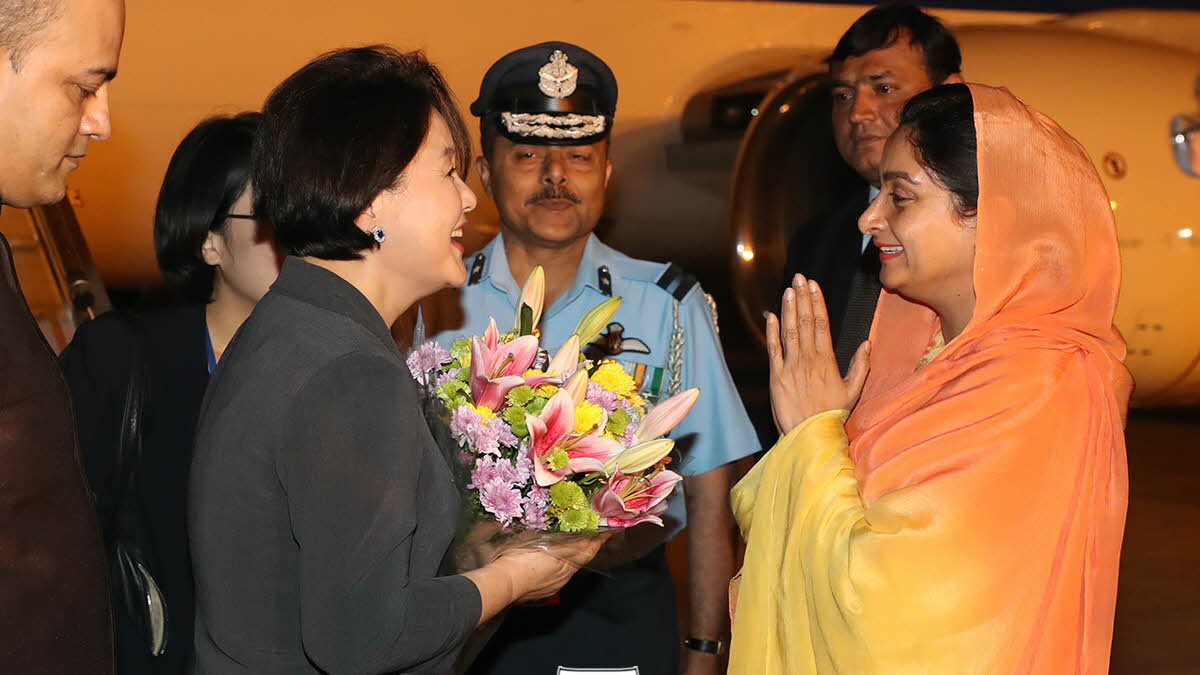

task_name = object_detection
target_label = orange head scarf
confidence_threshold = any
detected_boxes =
[842,83,1132,672]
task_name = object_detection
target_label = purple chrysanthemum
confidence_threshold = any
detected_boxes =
[586,381,620,413]
[406,341,451,384]
[513,445,533,486]
[490,417,519,450]
[469,455,523,490]
[521,486,550,531]
[449,407,518,456]
[435,367,462,387]
[478,478,524,527]
[449,405,483,446]
[620,402,642,446]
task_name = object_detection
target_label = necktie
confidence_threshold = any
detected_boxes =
[834,243,881,375]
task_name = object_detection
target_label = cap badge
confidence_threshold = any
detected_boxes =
[538,50,578,99]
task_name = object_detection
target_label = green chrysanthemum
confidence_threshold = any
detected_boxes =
[544,447,570,472]
[449,338,472,369]
[506,385,536,408]
[437,378,471,408]
[605,407,632,438]
[557,506,600,532]
[526,396,548,416]
[502,405,530,438]
[549,480,587,508]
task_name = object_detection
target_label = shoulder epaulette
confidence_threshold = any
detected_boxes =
[467,252,486,285]
[655,263,698,302]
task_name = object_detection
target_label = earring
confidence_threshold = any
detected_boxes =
[371,226,386,244]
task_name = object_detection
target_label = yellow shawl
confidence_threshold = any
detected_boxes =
[729,84,1131,674]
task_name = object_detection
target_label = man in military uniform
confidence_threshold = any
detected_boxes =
[428,42,760,674]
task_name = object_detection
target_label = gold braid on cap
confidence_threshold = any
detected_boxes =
[500,112,607,140]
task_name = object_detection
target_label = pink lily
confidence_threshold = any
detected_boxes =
[634,387,700,443]
[561,369,590,406]
[469,318,542,410]
[526,389,622,487]
[546,335,582,376]
[591,468,683,528]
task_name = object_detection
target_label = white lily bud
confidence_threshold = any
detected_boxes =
[603,438,675,475]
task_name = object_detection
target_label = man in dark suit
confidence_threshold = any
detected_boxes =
[783,4,963,374]
[0,0,124,672]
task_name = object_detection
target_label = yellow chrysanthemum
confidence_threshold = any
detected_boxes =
[536,383,560,398]
[591,361,639,399]
[573,401,604,434]
[468,403,496,420]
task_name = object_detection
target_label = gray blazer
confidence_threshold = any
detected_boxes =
[189,257,480,674]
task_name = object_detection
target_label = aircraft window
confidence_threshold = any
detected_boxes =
[1171,114,1199,178]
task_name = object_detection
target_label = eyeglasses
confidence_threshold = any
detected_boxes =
[222,213,256,220]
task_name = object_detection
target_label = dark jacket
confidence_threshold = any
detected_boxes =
[782,181,879,372]
[189,257,481,674]
[0,231,113,674]
[61,303,208,674]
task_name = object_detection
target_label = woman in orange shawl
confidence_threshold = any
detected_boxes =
[729,83,1131,673]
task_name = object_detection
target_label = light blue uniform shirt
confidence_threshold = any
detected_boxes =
[428,233,761,534]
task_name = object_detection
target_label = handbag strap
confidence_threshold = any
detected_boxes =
[109,313,147,533]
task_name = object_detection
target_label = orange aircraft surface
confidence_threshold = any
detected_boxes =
[2,2,1197,404]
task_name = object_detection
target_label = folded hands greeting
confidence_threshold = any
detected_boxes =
[766,274,871,435]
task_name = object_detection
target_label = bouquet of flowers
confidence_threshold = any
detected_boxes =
[407,267,698,536]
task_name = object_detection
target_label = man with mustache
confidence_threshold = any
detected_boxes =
[429,42,759,674]
[0,0,124,671]
[783,4,964,374]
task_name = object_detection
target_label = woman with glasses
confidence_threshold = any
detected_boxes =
[61,112,281,675]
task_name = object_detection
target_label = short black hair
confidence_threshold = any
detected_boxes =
[254,45,471,260]
[154,112,261,303]
[900,82,977,219]
[829,4,962,85]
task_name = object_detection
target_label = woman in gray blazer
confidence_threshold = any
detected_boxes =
[188,46,603,675]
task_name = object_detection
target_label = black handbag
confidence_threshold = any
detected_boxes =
[106,316,170,657]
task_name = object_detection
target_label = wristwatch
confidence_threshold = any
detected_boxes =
[683,637,725,655]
